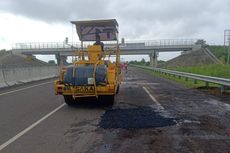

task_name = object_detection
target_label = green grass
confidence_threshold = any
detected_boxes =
[141,68,219,89]
[135,65,230,93]
[168,64,230,79]
[208,45,229,63]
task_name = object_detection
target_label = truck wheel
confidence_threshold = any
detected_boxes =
[116,85,120,94]
[99,95,114,105]
[63,95,75,106]
[106,95,115,105]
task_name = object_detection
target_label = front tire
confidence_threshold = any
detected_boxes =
[63,95,76,106]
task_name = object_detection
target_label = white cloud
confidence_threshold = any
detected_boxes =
[0,0,230,61]
[0,13,75,49]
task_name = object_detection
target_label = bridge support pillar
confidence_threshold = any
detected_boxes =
[55,54,67,66]
[149,52,158,68]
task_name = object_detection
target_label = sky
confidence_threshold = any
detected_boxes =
[0,0,230,62]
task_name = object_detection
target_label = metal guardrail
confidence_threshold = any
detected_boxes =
[134,65,230,92]
[12,39,198,50]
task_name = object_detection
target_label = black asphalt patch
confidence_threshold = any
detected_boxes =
[99,106,176,129]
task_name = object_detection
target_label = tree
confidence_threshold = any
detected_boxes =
[140,58,145,64]
[0,49,6,52]
[195,39,207,47]
[0,49,7,56]
[48,60,56,65]
[145,61,150,66]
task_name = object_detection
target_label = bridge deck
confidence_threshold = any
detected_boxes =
[12,39,201,55]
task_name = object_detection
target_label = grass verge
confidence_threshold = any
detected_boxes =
[168,64,230,79]
[135,66,230,94]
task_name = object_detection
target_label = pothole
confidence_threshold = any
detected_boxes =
[99,106,177,129]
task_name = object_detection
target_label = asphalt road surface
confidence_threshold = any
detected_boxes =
[0,67,229,153]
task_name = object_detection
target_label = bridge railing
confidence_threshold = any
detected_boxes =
[12,42,83,50]
[12,39,199,50]
[134,39,196,46]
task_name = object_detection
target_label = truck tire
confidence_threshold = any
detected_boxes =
[116,85,120,94]
[99,95,114,105]
[63,95,75,106]
[105,95,115,105]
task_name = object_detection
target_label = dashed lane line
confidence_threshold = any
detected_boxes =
[122,82,160,85]
[142,86,164,110]
[0,103,66,151]
[142,86,176,119]
[0,81,53,96]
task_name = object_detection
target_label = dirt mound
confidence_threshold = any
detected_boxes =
[160,49,217,68]
[0,52,50,66]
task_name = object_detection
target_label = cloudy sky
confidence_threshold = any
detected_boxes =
[0,0,230,61]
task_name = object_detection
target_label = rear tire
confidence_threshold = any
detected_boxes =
[105,95,115,105]
[98,95,114,105]
[116,85,120,94]
[63,95,76,106]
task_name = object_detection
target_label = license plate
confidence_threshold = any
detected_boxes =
[76,86,95,94]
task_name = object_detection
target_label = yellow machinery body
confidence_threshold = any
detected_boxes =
[54,19,121,105]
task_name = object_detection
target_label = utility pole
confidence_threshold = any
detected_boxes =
[224,30,230,64]
[228,39,230,64]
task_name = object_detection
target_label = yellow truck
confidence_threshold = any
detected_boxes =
[54,19,121,105]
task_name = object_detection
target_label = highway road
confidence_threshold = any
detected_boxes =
[0,67,230,153]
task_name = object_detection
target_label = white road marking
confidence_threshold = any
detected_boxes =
[0,103,65,151]
[122,82,160,85]
[143,87,174,118]
[142,86,165,110]
[0,81,53,96]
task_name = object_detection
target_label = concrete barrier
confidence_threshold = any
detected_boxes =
[0,65,59,88]
[2,67,18,86]
[0,68,7,88]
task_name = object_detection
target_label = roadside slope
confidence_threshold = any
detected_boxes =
[159,48,219,68]
[0,52,51,66]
